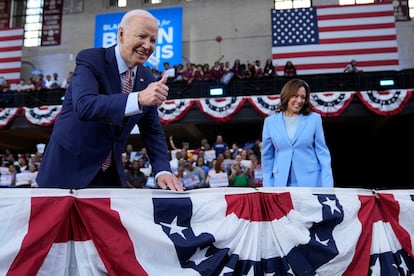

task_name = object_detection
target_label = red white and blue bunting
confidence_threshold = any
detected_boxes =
[1,89,412,129]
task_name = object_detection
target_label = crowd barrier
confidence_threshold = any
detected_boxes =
[1,187,413,275]
[1,69,414,108]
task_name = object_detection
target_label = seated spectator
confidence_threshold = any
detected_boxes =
[28,162,39,187]
[229,162,250,187]
[231,59,245,79]
[210,60,224,83]
[344,59,363,73]
[169,150,183,175]
[243,61,255,78]
[13,79,28,92]
[34,74,46,90]
[173,64,184,82]
[169,136,194,162]
[212,134,229,157]
[126,159,147,188]
[192,64,204,81]
[162,62,175,81]
[15,169,33,188]
[202,63,211,80]
[181,159,206,189]
[182,63,195,84]
[61,71,73,89]
[254,60,263,78]
[43,74,54,89]
[0,76,10,92]
[220,61,234,85]
[50,72,61,89]
[248,154,263,187]
[284,60,297,77]
[195,156,210,175]
[263,58,277,77]
[206,158,228,187]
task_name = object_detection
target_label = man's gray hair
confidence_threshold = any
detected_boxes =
[119,9,157,29]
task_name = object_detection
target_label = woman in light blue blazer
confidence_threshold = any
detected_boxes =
[261,79,333,187]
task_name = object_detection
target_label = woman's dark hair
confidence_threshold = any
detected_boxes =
[277,78,312,115]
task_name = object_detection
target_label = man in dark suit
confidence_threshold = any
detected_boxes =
[36,9,183,191]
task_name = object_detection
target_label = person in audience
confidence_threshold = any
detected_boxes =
[162,62,175,81]
[210,60,224,83]
[229,162,250,187]
[43,74,54,89]
[243,61,255,78]
[248,154,263,187]
[36,9,183,191]
[220,61,234,85]
[126,159,147,188]
[344,59,363,73]
[169,136,194,163]
[263,58,277,77]
[283,60,297,77]
[202,63,211,81]
[28,162,39,187]
[222,148,234,172]
[173,64,184,82]
[0,76,10,92]
[181,159,206,189]
[192,64,204,81]
[254,60,263,78]
[182,62,195,84]
[50,72,61,89]
[231,59,245,79]
[14,79,28,92]
[195,155,210,175]
[61,71,73,89]
[34,74,46,90]
[212,134,229,157]
[261,78,333,187]
[169,150,183,175]
[206,158,227,187]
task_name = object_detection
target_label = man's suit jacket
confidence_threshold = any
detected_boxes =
[261,112,333,187]
[37,45,171,188]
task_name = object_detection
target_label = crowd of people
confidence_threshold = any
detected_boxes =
[0,9,335,190]
[0,71,73,93]
[0,135,263,189]
[151,59,300,86]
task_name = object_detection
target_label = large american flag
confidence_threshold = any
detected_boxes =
[0,28,24,83]
[271,3,400,75]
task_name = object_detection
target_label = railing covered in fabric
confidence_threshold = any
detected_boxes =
[1,69,414,108]
[1,187,413,275]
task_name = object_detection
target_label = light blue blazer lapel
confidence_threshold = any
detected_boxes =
[292,114,306,144]
[275,112,292,144]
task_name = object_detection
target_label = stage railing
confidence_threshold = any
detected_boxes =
[1,69,413,107]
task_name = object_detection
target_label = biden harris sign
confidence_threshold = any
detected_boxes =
[94,7,182,69]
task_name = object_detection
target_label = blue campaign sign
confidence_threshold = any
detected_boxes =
[94,7,182,70]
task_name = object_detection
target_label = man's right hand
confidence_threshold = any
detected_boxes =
[138,75,169,106]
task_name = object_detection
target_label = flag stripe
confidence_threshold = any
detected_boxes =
[275,47,398,59]
[0,28,23,83]
[271,3,399,75]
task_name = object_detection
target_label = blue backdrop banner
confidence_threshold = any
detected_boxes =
[94,7,183,70]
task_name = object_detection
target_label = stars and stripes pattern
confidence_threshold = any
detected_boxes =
[0,90,412,129]
[271,3,399,75]
[0,28,24,83]
[1,188,414,275]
